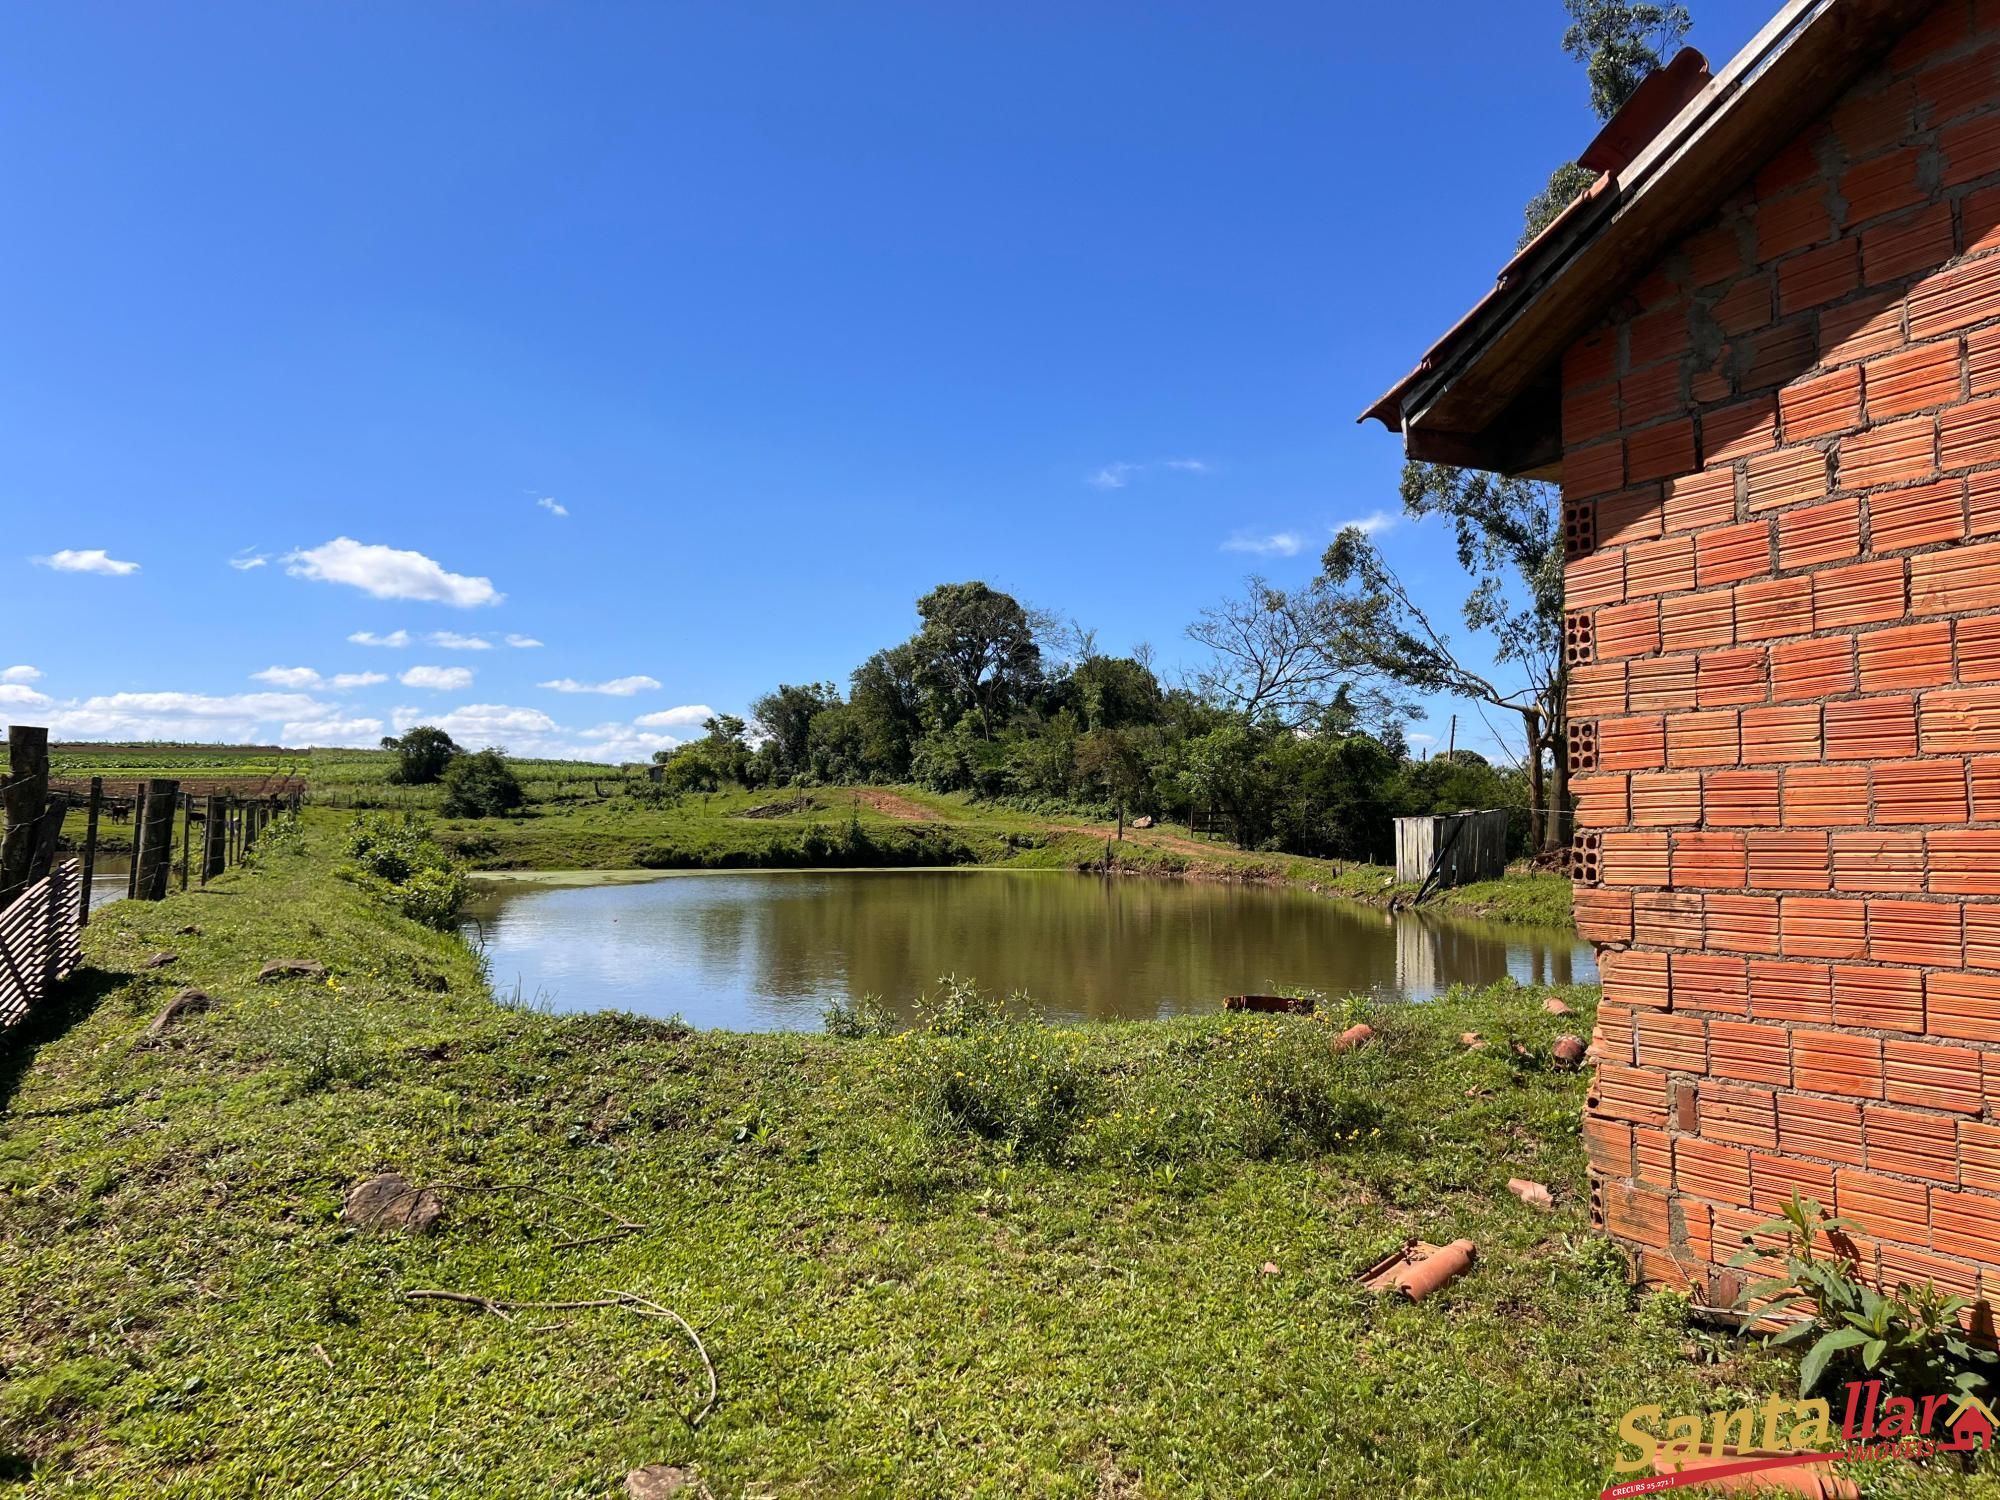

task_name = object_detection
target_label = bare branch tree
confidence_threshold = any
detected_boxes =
[1186,576,1350,727]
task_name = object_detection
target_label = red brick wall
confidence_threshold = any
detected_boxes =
[1565,0,2000,1304]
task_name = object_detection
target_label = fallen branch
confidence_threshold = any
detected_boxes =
[400,1287,716,1426]
[609,1288,719,1428]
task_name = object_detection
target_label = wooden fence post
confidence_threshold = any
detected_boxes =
[202,795,225,882]
[127,786,144,900]
[0,725,50,910]
[179,792,192,892]
[134,779,179,900]
[79,777,102,926]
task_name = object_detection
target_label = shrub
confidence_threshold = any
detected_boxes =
[345,815,469,930]
[823,992,895,1038]
[895,978,1091,1159]
[440,749,524,818]
[910,974,1011,1036]
[1734,1194,1998,1404]
[391,865,470,930]
[348,817,440,883]
[1225,1012,1385,1157]
[244,813,307,864]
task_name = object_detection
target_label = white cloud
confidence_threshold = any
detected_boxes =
[428,631,493,650]
[401,665,475,691]
[0,687,387,748]
[538,675,661,697]
[228,550,270,570]
[1221,531,1305,557]
[505,634,544,649]
[348,629,411,648]
[331,672,388,689]
[1088,458,1209,490]
[634,704,716,729]
[567,722,687,763]
[251,666,326,689]
[14,691,320,743]
[367,702,714,763]
[537,496,569,517]
[0,683,51,708]
[1,665,40,684]
[36,548,140,576]
[386,705,687,763]
[286,537,502,607]
[279,713,384,747]
[1336,509,1400,537]
[392,702,558,746]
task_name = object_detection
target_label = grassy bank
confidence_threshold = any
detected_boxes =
[0,819,1840,1496]
[48,746,1573,929]
[423,787,1574,930]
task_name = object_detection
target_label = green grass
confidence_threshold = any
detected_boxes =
[7,816,1947,1497]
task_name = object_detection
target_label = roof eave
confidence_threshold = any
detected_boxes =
[1362,0,1920,476]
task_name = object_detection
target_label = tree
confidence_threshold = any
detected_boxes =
[655,715,756,791]
[1521,161,1600,247]
[1520,2,1693,244]
[1071,654,1164,731]
[1563,0,1693,120]
[750,681,841,782]
[380,726,461,786]
[1317,463,1567,850]
[1187,579,1418,735]
[1074,726,1152,813]
[910,581,1042,736]
[849,644,924,780]
[440,748,524,817]
[1187,577,1348,727]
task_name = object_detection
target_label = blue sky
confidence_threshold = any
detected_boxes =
[3,0,1776,763]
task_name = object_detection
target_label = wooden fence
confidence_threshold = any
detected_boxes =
[0,859,82,1030]
[1,725,306,1035]
[6,724,300,909]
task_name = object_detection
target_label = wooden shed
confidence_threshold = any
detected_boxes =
[1393,809,1509,888]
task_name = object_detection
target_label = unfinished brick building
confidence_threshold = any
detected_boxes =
[1367,0,2000,1302]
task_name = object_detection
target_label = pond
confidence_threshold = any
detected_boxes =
[462,869,1595,1031]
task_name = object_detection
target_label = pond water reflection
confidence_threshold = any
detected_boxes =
[463,869,1595,1031]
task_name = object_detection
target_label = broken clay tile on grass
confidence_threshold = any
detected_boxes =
[1508,1179,1555,1210]
[1397,1241,1478,1302]
[1460,1032,1487,1050]
[1542,996,1574,1016]
[1649,1451,1858,1499]
[1552,1035,1588,1070]
[1335,1023,1374,1052]
[1359,1239,1479,1301]
[139,951,177,970]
